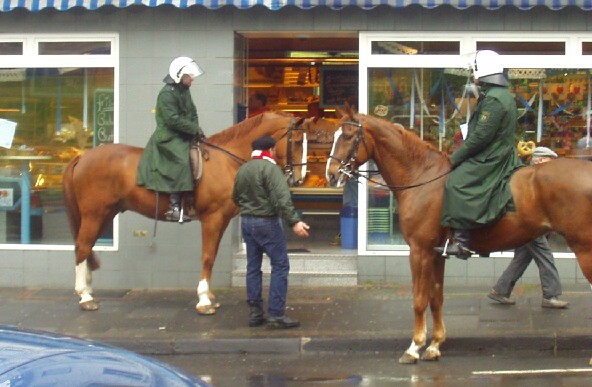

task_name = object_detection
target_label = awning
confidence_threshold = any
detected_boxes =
[1,0,591,12]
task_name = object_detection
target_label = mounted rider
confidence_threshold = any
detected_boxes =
[435,50,523,259]
[137,56,206,223]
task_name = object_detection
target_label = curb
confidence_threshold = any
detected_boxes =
[104,335,592,356]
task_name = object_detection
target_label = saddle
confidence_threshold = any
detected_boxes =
[190,140,209,184]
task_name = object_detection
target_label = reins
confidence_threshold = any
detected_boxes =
[200,118,304,170]
[352,169,452,191]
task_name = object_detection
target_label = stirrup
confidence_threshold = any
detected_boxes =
[441,239,450,258]
[165,207,191,223]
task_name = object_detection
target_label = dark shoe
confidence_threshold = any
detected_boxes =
[249,306,265,327]
[542,297,569,309]
[434,229,473,260]
[487,290,515,305]
[165,207,191,222]
[434,242,472,260]
[266,315,300,329]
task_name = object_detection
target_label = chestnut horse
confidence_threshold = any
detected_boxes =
[63,112,306,314]
[326,108,592,364]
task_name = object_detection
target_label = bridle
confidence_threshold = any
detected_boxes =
[329,120,365,187]
[280,118,307,186]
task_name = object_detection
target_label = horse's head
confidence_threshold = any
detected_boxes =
[273,117,307,187]
[326,110,371,188]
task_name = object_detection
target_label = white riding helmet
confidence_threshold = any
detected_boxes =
[471,50,508,86]
[168,56,204,84]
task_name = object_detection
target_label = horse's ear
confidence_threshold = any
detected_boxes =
[335,106,346,118]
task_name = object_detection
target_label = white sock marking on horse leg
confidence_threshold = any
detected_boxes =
[406,340,422,359]
[197,279,211,307]
[75,261,93,304]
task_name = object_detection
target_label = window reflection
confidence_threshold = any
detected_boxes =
[0,67,114,244]
[367,66,592,252]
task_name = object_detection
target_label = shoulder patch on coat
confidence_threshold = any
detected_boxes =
[479,111,490,123]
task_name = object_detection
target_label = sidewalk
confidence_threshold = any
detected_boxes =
[1,284,591,356]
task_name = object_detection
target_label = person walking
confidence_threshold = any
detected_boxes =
[232,135,310,329]
[137,56,206,223]
[488,146,569,309]
[435,50,523,259]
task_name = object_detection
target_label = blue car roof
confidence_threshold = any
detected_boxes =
[0,325,210,387]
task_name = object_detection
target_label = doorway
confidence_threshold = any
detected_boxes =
[240,32,359,251]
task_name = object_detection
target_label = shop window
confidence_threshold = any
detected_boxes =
[366,65,592,253]
[371,41,459,55]
[476,41,565,55]
[0,34,116,247]
[0,42,22,55]
[583,42,592,55]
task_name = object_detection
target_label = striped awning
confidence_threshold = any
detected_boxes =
[1,0,591,12]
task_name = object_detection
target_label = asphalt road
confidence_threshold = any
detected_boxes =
[153,350,592,387]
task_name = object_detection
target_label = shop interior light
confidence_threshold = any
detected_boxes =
[289,51,358,59]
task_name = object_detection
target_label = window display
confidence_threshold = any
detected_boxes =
[0,35,116,246]
[362,34,592,254]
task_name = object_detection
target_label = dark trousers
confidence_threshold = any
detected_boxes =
[493,235,562,299]
[241,216,290,317]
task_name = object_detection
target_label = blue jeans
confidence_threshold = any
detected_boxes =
[241,216,290,317]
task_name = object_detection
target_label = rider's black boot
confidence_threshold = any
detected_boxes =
[165,193,191,223]
[434,229,473,260]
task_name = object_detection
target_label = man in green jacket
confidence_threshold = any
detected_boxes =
[435,50,522,259]
[137,56,206,222]
[232,135,310,329]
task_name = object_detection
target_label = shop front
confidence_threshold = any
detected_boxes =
[0,2,590,289]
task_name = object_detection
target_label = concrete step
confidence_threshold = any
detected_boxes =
[232,252,358,286]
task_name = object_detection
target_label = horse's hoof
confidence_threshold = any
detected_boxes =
[399,352,419,364]
[196,304,217,315]
[80,300,99,311]
[208,293,220,309]
[421,348,441,361]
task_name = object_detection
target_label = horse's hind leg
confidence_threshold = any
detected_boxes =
[195,212,230,315]
[75,259,97,311]
[74,218,106,311]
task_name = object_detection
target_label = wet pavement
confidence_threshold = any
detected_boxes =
[1,283,592,356]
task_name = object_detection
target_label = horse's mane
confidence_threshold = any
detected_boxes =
[208,111,292,145]
[361,114,449,169]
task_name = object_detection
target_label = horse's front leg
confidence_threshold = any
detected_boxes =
[399,250,431,364]
[75,260,98,311]
[195,212,230,315]
[400,314,427,364]
[421,256,446,361]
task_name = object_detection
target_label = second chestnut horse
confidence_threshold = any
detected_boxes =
[327,107,592,364]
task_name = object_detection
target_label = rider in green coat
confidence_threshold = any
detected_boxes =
[137,56,206,222]
[435,50,522,259]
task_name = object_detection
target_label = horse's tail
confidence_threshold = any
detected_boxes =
[63,155,100,270]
